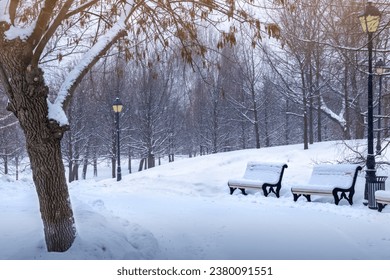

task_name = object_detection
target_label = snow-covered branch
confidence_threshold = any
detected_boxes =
[0,120,18,130]
[48,2,135,126]
[0,112,13,122]
[320,96,347,128]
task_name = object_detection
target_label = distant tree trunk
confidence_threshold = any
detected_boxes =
[72,162,79,180]
[212,99,219,153]
[253,102,261,149]
[308,64,314,145]
[285,100,290,145]
[82,144,89,180]
[303,104,309,150]
[128,147,132,173]
[315,49,322,143]
[3,149,8,174]
[301,69,309,150]
[15,155,19,181]
[138,158,145,171]
[0,41,76,252]
[343,64,351,140]
[82,158,88,180]
[68,160,73,183]
[72,157,79,181]
[5,154,8,174]
[93,151,98,177]
[263,97,270,147]
[147,153,155,168]
[351,65,364,139]
[241,122,247,149]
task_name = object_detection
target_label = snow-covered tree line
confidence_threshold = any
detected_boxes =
[4,1,390,180]
[50,31,296,182]
[264,0,390,150]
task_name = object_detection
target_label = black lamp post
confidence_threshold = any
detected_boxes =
[375,58,385,155]
[359,2,381,205]
[112,97,123,181]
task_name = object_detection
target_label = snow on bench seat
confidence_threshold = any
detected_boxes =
[227,161,288,198]
[375,190,390,212]
[291,164,362,205]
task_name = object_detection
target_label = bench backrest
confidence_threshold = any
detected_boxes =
[243,161,288,184]
[308,164,362,188]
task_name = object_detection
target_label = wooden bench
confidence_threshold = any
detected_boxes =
[375,190,390,212]
[291,164,362,205]
[227,161,288,197]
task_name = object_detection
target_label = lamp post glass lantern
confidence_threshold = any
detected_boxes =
[112,97,123,113]
[359,2,381,33]
[375,58,385,75]
[112,97,123,181]
[359,2,381,208]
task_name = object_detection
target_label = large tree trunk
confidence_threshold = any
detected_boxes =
[17,81,76,253]
[28,133,76,252]
[0,38,76,252]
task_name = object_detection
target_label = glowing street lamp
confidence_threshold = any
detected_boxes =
[112,97,123,181]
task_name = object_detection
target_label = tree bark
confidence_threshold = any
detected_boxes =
[0,38,76,252]
[21,88,76,253]
[28,134,76,252]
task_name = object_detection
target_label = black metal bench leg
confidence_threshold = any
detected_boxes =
[293,194,311,202]
[239,188,248,195]
[229,187,248,195]
[275,186,281,198]
[347,191,354,205]
[333,190,354,205]
[263,185,281,198]
[262,185,275,197]
[262,186,269,197]
[378,203,386,212]
[333,193,340,205]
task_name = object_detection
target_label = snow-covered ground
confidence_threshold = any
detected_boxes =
[1,140,390,260]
